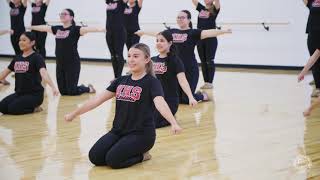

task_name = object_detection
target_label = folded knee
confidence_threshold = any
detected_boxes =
[7,105,24,115]
[105,154,123,169]
[88,149,106,166]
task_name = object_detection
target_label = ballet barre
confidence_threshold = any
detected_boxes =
[46,20,101,27]
[160,21,290,31]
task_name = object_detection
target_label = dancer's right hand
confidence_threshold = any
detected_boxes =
[134,30,144,37]
[52,88,60,96]
[64,113,76,122]
[303,108,311,117]
[298,73,305,82]
[189,97,198,107]
[171,124,182,135]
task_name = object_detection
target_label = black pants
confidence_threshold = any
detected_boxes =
[197,37,218,83]
[179,66,203,104]
[106,28,126,78]
[154,98,179,128]
[88,131,155,169]
[307,33,320,89]
[10,32,23,55]
[0,92,43,115]
[125,30,140,51]
[32,30,47,58]
[56,64,90,96]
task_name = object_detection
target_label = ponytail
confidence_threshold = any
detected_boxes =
[167,44,177,58]
[181,10,193,29]
[146,60,155,77]
[71,19,76,26]
[208,5,218,16]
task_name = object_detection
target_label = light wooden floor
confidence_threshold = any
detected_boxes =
[0,59,319,180]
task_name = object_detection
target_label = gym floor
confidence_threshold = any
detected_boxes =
[0,59,319,180]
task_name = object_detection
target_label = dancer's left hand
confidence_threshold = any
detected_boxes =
[171,124,182,135]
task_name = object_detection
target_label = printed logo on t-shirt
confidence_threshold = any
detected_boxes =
[124,8,133,14]
[153,62,167,74]
[32,6,41,13]
[199,10,210,19]
[116,85,142,102]
[14,61,29,73]
[107,3,118,10]
[312,0,320,7]
[55,30,70,39]
[172,33,188,43]
[10,8,19,16]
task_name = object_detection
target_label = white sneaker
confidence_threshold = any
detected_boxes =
[309,80,315,85]
[34,106,43,113]
[200,83,213,89]
[311,89,320,98]
[88,84,96,93]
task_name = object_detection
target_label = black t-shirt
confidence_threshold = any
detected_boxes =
[124,2,141,32]
[31,3,47,25]
[51,25,81,66]
[307,0,320,33]
[106,0,126,30]
[152,55,185,100]
[8,52,46,94]
[168,28,202,69]
[312,32,320,50]
[196,3,220,30]
[9,2,26,34]
[107,74,164,135]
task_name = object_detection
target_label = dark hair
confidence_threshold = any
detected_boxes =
[157,30,179,68]
[181,10,193,29]
[207,3,218,16]
[20,31,37,51]
[158,30,176,57]
[65,8,76,26]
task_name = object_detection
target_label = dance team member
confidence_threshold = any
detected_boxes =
[0,32,59,115]
[192,0,220,89]
[136,10,231,104]
[106,0,128,78]
[304,0,320,97]
[0,29,13,85]
[152,30,197,128]
[30,9,105,95]
[7,0,27,55]
[124,0,143,50]
[65,43,182,169]
[29,0,50,58]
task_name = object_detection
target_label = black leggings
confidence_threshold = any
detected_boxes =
[154,98,179,128]
[89,131,155,169]
[307,33,320,89]
[197,37,218,83]
[10,32,23,55]
[106,28,126,78]
[0,92,43,115]
[56,65,90,96]
[32,30,47,58]
[179,66,204,104]
[125,30,140,51]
